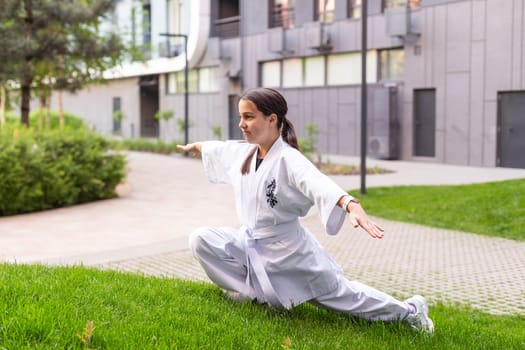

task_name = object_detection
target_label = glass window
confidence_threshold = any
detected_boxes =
[213,0,240,38]
[199,67,220,92]
[283,58,303,87]
[327,51,377,85]
[384,0,421,9]
[379,48,404,80]
[269,0,295,29]
[261,61,281,87]
[170,70,198,93]
[112,97,122,132]
[167,0,184,36]
[304,56,325,87]
[316,0,335,23]
[187,70,198,92]
[366,50,378,83]
[327,53,359,85]
[348,0,361,19]
[167,72,177,94]
[142,3,151,45]
[165,1,189,55]
[409,0,422,8]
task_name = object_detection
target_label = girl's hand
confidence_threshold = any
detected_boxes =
[177,142,202,153]
[347,203,385,239]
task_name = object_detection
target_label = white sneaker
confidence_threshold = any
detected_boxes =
[404,295,434,334]
[222,289,252,303]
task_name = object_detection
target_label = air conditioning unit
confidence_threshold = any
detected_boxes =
[368,136,390,159]
[305,23,331,51]
[158,41,183,58]
[207,37,221,60]
[268,27,284,53]
[385,6,421,45]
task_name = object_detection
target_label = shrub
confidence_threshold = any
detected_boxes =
[5,111,20,125]
[5,109,87,130]
[211,125,222,140]
[0,128,126,216]
[298,122,320,162]
[154,110,174,121]
[29,108,87,130]
[113,138,181,154]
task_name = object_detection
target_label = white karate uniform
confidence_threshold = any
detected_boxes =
[189,137,409,321]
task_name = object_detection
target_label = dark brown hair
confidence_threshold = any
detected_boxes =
[240,88,299,174]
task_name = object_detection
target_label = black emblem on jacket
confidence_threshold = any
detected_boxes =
[266,179,278,208]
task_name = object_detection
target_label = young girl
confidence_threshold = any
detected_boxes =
[177,88,433,333]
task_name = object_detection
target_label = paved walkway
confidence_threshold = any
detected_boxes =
[1,152,524,316]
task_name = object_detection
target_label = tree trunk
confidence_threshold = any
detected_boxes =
[21,0,34,127]
[58,55,64,129]
[21,65,32,127]
[0,84,5,129]
[46,93,51,129]
[58,90,64,129]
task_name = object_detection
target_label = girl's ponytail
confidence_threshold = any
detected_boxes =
[281,118,298,150]
[241,146,257,175]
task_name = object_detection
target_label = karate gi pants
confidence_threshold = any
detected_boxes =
[189,227,410,322]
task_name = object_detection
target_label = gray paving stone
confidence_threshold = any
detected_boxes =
[1,151,524,316]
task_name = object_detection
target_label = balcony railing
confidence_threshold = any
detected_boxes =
[269,6,295,29]
[212,15,240,38]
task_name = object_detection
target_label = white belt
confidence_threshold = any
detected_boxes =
[243,219,300,309]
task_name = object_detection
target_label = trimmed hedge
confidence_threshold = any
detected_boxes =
[0,127,126,216]
[111,137,181,154]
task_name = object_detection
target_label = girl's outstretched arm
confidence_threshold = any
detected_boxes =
[177,142,202,153]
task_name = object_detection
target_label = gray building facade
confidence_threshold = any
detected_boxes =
[56,0,525,168]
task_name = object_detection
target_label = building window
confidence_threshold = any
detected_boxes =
[163,1,186,57]
[348,0,361,19]
[112,97,122,133]
[167,0,184,36]
[131,6,137,44]
[379,48,404,80]
[261,61,281,87]
[304,56,325,86]
[281,56,325,88]
[167,67,219,94]
[316,0,335,23]
[213,0,240,38]
[327,51,377,85]
[168,69,198,93]
[410,0,422,8]
[384,0,421,10]
[198,67,220,92]
[328,53,360,85]
[260,52,378,88]
[142,2,151,46]
[186,70,198,92]
[365,51,378,83]
[269,0,295,29]
[282,58,303,88]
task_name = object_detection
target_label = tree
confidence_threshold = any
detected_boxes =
[0,0,127,127]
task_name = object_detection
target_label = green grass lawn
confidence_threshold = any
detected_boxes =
[0,264,523,349]
[2,177,524,348]
[350,178,525,241]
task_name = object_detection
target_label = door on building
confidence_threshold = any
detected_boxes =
[228,94,243,139]
[498,91,525,168]
[139,75,159,138]
[413,88,436,157]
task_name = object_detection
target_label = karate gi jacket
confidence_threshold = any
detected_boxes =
[201,137,349,309]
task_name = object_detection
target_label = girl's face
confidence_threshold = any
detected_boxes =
[238,99,279,148]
